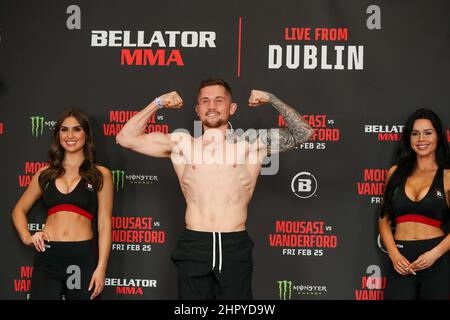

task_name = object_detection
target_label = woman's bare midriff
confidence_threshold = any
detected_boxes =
[43,211,93,241]
[394,222,444,241]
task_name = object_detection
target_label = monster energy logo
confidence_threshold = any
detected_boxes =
[30,116,44,137]
[277,280,293,300]
[111,170,125,190]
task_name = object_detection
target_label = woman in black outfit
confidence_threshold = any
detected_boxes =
[379,108,450,299]
[12,108,113,300]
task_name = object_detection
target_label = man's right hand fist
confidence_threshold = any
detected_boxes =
[159,91,183,109]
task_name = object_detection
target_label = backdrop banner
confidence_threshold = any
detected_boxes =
[1,0,449,300]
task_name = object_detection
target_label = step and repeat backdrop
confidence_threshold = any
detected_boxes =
[1,0,449,300]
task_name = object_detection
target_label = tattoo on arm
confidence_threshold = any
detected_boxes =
[229,93,312,155]
[263,93,313,154]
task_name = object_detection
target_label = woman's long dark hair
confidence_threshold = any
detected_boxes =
[380,108,450,220]
[38,108,103,190]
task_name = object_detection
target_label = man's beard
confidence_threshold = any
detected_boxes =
[202,115,228,129]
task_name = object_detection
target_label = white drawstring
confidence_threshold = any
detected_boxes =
[211,232,223,274]
[212,232,216,270]
[218,232,222,274]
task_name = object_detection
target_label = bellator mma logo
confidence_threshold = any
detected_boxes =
[103,109,169,136]
[106,277,158,296]
[364,124,404,141]
[91,30,216,66]
[291,172,318,199]
[279,114,340,150]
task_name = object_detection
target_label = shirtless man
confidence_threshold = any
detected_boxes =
[116,78,313,299]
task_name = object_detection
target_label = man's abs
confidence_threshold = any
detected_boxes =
[179,163,258,232]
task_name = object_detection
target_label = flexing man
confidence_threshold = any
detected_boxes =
[116,78,313,299]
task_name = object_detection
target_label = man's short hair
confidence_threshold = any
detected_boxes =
[198,78,232,98]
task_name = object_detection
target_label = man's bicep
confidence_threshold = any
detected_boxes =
[129,132,174,158]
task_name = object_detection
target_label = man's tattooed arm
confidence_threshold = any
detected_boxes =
[266,93,313,153]
[248,90,313,155]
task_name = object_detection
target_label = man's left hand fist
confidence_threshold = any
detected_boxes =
[248,90,271,107]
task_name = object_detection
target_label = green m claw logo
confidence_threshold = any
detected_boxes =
[30,116,44,137]
[111,170,125,190]
[277,280,293,300]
